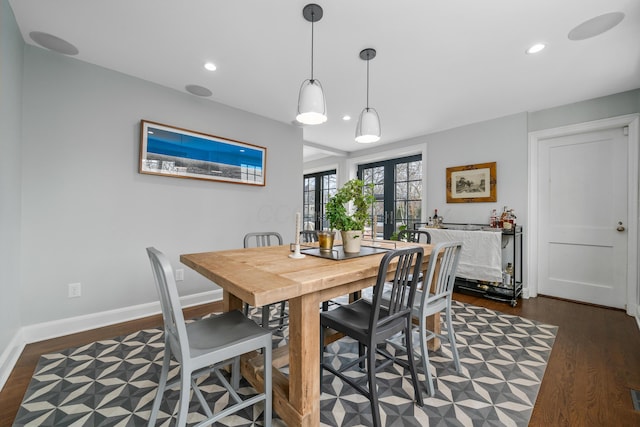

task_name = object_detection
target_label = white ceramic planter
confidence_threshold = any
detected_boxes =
[341,230,363,253]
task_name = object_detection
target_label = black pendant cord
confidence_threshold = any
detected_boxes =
[310,11,315,82]
[366,57,370,110]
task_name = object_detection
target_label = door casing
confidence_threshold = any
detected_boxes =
[528,114,639,316]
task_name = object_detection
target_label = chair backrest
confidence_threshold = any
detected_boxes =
[244,232,283,248]
[369,246,424,334]
[300,230,318,243]
[146,247,190,362]
[398,229,431,244]
[420,241,463,309]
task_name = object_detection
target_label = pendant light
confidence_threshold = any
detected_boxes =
[355,48,381,143]
[296,4,327,125]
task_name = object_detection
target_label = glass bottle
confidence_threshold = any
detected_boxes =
[490,209,498,228]
[504,262,514,288]
[508,209,516,227]
[500,206,511,229]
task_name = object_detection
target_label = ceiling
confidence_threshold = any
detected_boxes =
[9,1,640,161]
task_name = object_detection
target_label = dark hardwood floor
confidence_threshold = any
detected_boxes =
[1,295,639,426]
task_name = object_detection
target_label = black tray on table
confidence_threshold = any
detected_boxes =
[300,244,392,261]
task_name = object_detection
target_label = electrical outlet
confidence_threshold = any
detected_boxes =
[175,269,184,281]
[68,282,81,298]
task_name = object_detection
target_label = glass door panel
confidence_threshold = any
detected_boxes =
[303,170,336,231]
[358,155,422,239]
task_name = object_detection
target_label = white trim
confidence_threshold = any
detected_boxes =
[0,331,26,392]
[633,303,640,331]
[346,143,426,176]
[303,162,340,176]
[21,289,222,343]
[0,290,222,391]
[528,114,639,315]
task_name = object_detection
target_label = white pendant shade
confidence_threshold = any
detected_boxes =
[355,108,380,143]
[296,79,327,125]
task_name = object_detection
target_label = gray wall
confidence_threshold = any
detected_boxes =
[0,0,23,358]
[17,46,302,325]
[424,113,528,226]
[329,113,529,226]
[306,92,640,298]
[528,89,640,131]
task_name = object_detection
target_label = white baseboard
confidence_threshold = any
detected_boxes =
[0,289,221,392]
[0,331,26,393]
[21,289,222,344]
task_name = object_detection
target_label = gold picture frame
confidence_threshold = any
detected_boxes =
[446,162,497,203]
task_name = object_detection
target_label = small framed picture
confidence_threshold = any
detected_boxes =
[446,162,497,203]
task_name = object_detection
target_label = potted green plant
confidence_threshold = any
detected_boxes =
[325,179,375,253]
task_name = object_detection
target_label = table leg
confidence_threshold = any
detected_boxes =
[426,313,441,351]
[288,293,321,426]
[223,289,243,312]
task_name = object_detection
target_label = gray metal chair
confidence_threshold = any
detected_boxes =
[386,241,463,396]
[146,247,272,427]
[320,246,425,427]
[396,229,431,283]
[300,229,318,243]
[398,229,431,244]
[243,232,288,329]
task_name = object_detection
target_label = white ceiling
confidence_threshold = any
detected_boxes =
[9,0,640,160]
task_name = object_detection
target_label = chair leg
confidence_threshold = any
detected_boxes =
[359,343,366,369]
[148,343,171,427]
[446,303,461,373]
[263,341,273,427]
[367,344,382,427]
[262,305,270,328]
[405,318,424,406]
[243,302,250,317]
[419,317,436,396]
[176,367,191,427]
[278,301,286,327]
[231,356,240,390]
[319,326,325,385]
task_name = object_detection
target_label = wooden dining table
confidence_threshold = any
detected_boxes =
[181,240,435,427]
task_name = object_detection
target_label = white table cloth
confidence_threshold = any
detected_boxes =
[422,228,503,282]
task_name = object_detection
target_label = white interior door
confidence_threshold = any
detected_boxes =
[537,127,628,308]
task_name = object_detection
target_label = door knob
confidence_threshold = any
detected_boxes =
[617,221,625,232]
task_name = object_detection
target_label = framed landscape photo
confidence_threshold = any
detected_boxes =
[446,161,496,203]
[139,120,266,186]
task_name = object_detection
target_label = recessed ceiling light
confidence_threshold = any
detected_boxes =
[342,115,351,121]
[204,62,217,71]
[526,43,546,54]
[185,84,212,97]
[568,12,625,41]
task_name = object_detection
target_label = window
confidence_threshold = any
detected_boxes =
[303,170,337,231]
[358,155,422,239]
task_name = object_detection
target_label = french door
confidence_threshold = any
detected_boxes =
[358,155,422,239]
[303,169,337,231]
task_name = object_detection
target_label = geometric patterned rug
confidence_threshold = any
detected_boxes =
[12,300,557,426]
